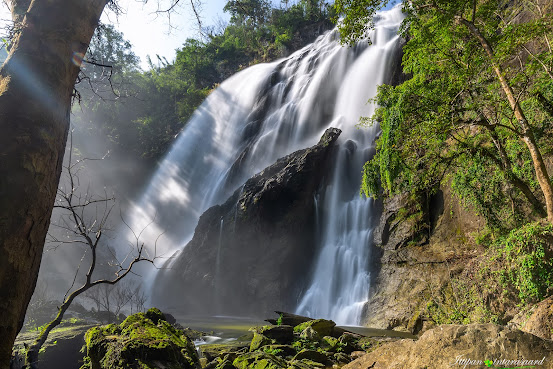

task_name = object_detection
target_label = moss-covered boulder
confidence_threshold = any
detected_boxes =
[233,351,288,369]
[260,345,296,358]
[249,333,272,352]
[292,349,333,366]
[293,319,336,337]
[200,341,251,361]
[250,325,294,343]
[81,308,200,369]
[337,333,362,354]
[288,359,325,369]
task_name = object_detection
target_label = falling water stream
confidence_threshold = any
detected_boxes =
[128,6,404,326]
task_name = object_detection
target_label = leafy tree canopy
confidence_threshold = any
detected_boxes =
[346,0,553,231]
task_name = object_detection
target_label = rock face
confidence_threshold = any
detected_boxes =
[521,295,553,340]
[153,128,341,317]
[345,324,553,369]
[363,185,486,332]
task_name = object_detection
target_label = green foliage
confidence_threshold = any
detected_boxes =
[262,346,283,356]
[333,0,393,45]
[291,338,318,351]
[425,221,553,325]
[495,221,553,303]
[355,0,553,232]
[276,314,283,326]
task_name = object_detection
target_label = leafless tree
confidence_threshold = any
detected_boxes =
[23,134,165,369]
[131,284,148,314]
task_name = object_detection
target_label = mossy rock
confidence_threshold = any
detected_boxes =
[260,345,297,358]
[251,325,294,344]
[333,352,352,364]
[320,336,339,351]
[250,333,272,352]
[81,310,199,369]
[233,351,287,369]
[293,320,335,337]
[337,333,361,354]
[287,359,325,369]
[299,327,320,341]
[145,308,166,324]
[215,359,236,369]
[199,341,250,361]
[292,349,333,366]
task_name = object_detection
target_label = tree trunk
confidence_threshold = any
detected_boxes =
[458,16,553,223]
[0,1,106,368]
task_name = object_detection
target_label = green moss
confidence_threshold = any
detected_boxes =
[145,308,166,324]
[292,320,335,337]
[81,310,199,369]
[233,351,287,369]
[250,333,272,352]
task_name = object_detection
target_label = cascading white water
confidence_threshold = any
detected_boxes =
[295,8,405,325]
[128,6,404,324]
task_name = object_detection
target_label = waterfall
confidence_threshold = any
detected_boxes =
[128,6,404,324]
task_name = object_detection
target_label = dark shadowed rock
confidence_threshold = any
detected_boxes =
[152,128,341,317]
[364,185,486,332]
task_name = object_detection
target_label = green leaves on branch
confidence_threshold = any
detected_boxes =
[356,0,553,231]
[333,0,392,45]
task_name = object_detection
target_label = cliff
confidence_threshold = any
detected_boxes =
[152,128,341,317]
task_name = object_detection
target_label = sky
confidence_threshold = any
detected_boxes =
[0,0,231,69]
[101,0,231,69]
[0,1,399,69]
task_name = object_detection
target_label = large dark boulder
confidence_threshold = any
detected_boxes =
[152,128,341,317]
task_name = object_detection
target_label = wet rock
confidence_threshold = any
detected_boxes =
[334,352,353,364]
[321,336,339,351]
[153,128,342,316]
[338,333,362,354]
[299,326,320,341]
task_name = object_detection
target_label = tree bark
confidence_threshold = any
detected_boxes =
[456,16,553,224]
[0,1,106,368]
